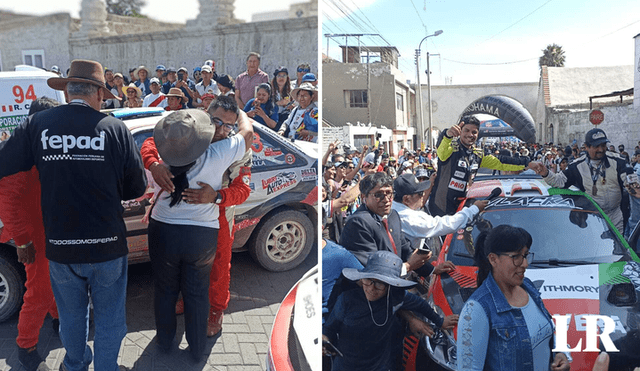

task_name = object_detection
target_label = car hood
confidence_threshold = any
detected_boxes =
[525,262,640,367]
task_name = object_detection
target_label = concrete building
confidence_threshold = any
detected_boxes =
[536,64,636,146]
[0,0,318,80]
[322,45,415,156]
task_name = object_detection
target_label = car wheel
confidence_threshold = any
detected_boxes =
[249,210,314,272]
[0,249,25,322]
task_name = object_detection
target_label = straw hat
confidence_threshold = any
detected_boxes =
[153,109,215,167]
[122,83,142,98]
[135,65,150,77]
[291,82,317,98]
[165,87,187,103]
[47,59,118,100]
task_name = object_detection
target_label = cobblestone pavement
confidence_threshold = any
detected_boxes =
[0,248,317,371]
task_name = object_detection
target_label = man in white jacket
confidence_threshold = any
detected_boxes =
[391,173,487,252]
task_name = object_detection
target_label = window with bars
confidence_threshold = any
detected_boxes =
[345,90,368,108]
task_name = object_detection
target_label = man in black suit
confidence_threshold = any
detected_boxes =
[340,172,432,276]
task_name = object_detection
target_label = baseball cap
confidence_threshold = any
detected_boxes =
[201,65,212,73]
[149,77,160,85]
[585,128,609,147]
[178,67,188,73]
[394,173,431,199]
[155,65,166,71]
[301,73,316,82]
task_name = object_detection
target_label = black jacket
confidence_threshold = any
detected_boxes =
[0,103,147,263]
[340,204,433,276]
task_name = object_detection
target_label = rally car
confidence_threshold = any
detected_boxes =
[413,175,640,371]
[0,107,318,322]
[266,266,320,371]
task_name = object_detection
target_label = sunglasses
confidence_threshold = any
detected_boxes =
[370,191,393,201]
[297,68,311,73]
[362,278,387,290]
[210,117,236,131]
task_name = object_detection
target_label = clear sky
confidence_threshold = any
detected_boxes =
[2,0,304,24]
[322,0,640,85]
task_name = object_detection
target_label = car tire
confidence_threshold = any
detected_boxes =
[249,209,314,272]
[0,249,25,322]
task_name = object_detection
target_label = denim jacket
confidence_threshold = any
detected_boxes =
[470,273,554,371]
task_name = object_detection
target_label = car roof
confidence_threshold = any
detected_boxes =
[467,174,551,199]
[108,108,318,159]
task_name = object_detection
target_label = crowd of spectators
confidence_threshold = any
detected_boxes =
[51,54,318,143]
[321,120,640,370]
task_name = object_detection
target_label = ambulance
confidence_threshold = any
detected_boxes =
[0,65,66,141]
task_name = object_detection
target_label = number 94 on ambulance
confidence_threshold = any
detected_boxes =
[0,65,66,141]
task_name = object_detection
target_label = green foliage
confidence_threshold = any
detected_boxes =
[539,44,565,68]
[105,0,147,17]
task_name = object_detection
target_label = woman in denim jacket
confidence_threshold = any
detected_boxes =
[457,225,570,371]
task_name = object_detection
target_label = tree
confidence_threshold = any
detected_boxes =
[539,44,565,68]
[106,0,146,17]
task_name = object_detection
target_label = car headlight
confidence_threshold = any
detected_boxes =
[424,305,457,370]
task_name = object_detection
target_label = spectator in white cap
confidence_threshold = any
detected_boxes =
[50,65,61,76]
[195,65,220,108]
[176,67,197,108]
[142,77,167,108]
[134,65,151,97]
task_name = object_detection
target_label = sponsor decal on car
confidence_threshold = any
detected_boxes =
[262,171,297,195]
[285,153,295,164]
[488,195,576,208]
[233,217,260,233]
[453,170,466,179]
[301,168,317,182]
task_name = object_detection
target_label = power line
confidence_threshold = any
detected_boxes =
[475,0,554,47]
[409,0,427,33]
[442,56,538,66]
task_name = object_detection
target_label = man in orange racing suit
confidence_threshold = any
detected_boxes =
[428,115,530,217]
[141,103,252,338]
[0,97,59,371]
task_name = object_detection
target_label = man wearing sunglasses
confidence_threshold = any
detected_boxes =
[292,63,311,90]
[340,173,433,276]
[141,97,253,338]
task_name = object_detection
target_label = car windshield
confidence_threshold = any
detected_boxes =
[448,194,631,267]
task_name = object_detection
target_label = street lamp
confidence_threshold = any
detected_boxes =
[415,30,442,150]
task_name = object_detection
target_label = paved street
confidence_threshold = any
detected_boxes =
[0,248,317,371]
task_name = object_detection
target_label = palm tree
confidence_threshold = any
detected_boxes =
[539,44,565,68]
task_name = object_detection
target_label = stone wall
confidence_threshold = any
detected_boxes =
[635,34,640,112]
[549,104,640,149]
[0,13,75,70]
[105,14,183,36]
[68,16,317,81]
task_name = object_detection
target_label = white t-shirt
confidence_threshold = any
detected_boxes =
[151,135,246,228]
[195,80,220,104]
[142,92,167,108]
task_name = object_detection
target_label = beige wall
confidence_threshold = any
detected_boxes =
[322,62,411,129]
[0,13,74,71]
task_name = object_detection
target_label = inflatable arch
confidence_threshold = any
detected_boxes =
[459,95,536,143]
